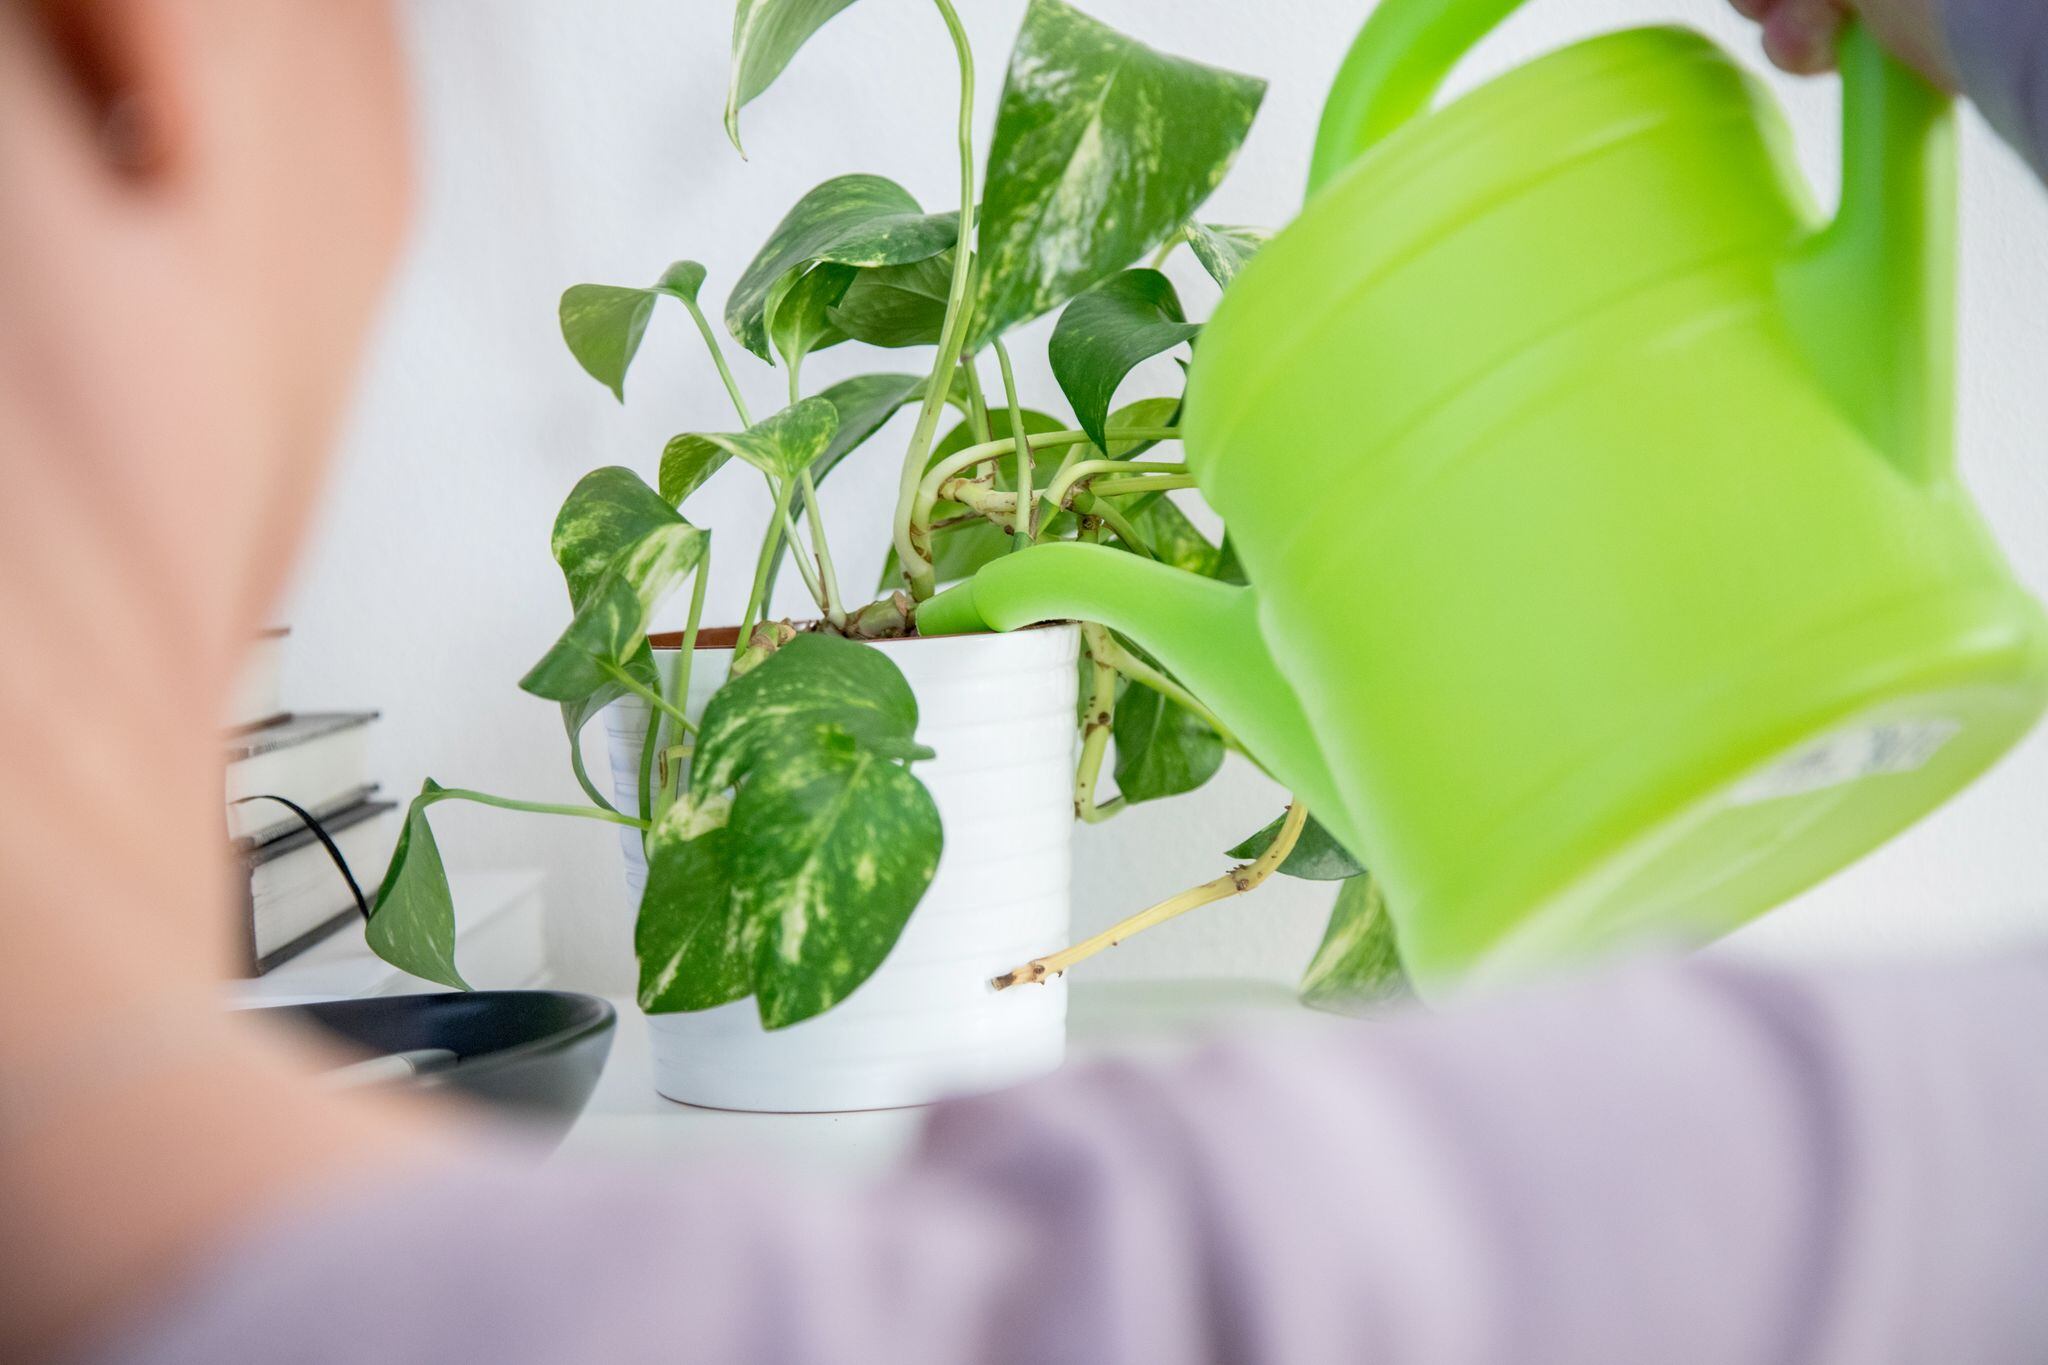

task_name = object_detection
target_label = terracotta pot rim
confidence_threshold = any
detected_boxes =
[645,621,1073,651]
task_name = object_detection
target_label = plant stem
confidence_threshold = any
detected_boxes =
[654,562,710,821]
[1074,624,1121,823]
[681,297,752,428]
[1041,458,1177,516]
[910,428,1180,552]
[993,801,1310,989]
[738,476,802,648]
[425,786,651,832]
[892,0,978,600]
[775,496,830,614]
[1068,491,1154,558]
[992,338,1034,549]
[1148,229,1183,269]
[600,656,695,735]
[1090,629,1241,749]
[567,733,620,817]
[798,468,845,628]
[1084,472,1195,498]
[959,356,991,445]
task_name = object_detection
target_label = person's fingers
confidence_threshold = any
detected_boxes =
[1761,0,1847,75]
[1727,0,1781,22]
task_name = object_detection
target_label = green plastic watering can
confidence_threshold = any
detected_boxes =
[920,0,2048,994]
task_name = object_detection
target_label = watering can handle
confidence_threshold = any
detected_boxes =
[1309,1,1957,482]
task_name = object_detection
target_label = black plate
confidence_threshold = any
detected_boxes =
[263,991,615,1146]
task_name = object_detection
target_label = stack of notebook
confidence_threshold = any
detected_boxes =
[226,629,397,974]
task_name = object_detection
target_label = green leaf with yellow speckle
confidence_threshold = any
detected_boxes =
[560,261,707,401]
[642,635,943,1028]
[520,468,707,703]
[972,0,1264,343]
[727,175,956,361]
[636,798,753,1013]
[726,0,868,155]
[365,780,469,991]
[1184,222,1271,290]
[691,632,927,804]
[730,723,942,1028]
[1300,875,1410,1014]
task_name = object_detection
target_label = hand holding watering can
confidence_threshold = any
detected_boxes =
[922,0,2048,994]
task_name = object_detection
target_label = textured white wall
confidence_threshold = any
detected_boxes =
[283,0,2048,995]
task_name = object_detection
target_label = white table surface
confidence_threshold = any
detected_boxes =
[557,978,1312,1174]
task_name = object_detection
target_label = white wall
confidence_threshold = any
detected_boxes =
[283,0,2048,996]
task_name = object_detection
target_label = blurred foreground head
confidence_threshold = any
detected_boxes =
[0,0,410,709]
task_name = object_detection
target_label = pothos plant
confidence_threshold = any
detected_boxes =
[363,0,1406,1029]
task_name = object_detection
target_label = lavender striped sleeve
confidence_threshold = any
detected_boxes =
[1946,0,2048,176]
[83,955,2048,1364]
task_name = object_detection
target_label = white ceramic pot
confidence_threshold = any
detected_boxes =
[604,625,1077,1112]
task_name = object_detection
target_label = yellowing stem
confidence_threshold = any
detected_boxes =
[992,801,1310,989]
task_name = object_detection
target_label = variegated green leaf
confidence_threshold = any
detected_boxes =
[1113,667,1223,804]
[1184,222,1271,290]
[725,0,866,155]
[766,262,855,372]
[973,0,1264,342]
[1301,875,1410,1014]
[658,434,727,507]
[658,397,840,509]
[1049,269,1200,451]
[365,780,469,991]
[560,261,707,401]
[1228,811,1368,882]
[636,797,753,1013]
[730,724,942,1028]
[520,468,707,702]
[829,251,956,349]
[727,175,956,360]
[692,632,927,803]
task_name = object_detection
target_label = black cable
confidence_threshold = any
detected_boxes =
[231,794,374,922]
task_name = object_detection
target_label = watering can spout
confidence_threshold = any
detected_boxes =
[1777,25,1957,482]
[917,543,1352,838]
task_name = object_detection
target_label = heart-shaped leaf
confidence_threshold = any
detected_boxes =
[658,435,728,507]
[1228,811,1367,882]
[636,798,752,1013]
[1185,222,1270,290]
[692,632,926,803]
[365,780,469,991]
[1113,670,1223,804]
[662,377,914,513]
[658,397,840,507]
[829,252,956,349]
[520,468,707,703]
[639,636,942,1028]
[725,0,867,155]
[766,262,855,373]
[974,0,1264,342]
[1049,269,1200,451]
[1300,875,1409,1013]
[560,261,707,401]
[727,175,956,360]
[730,724,942,1028]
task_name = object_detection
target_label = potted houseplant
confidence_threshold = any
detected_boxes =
[363,0,1405,1112]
